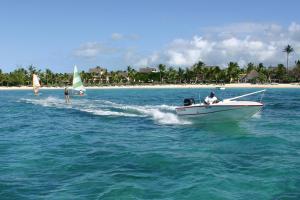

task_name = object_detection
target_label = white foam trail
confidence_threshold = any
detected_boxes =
[252,112,262,119]
[144,104,177,111]
[142,108,190,125]
[94,100,177,111]
[20,97,139,117]
[20,97,191,125]
[20,97,68,108]
[80,108,139,117]
[90,101,191,125]
[111,104,191,125]
[92,101,189,124]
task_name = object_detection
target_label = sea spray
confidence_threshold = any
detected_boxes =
[20,97,191,125]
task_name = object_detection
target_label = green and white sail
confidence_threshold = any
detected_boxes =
[72,65,86,91]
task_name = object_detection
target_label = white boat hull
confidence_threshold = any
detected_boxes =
[176,101,263,122]
[70,89,85,96]
[216,87,225,90]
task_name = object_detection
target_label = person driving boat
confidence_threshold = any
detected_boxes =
[204,92,219,105]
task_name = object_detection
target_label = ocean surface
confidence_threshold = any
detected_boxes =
[0,88,300,200]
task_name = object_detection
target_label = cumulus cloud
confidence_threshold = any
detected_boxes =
[111,33,123,40]
[111,33,139,41]
[289,22,300,33]
[204,22,282,36]
[74,32,140,60]
[288,22,300,40]
[134,22,300,68]
[73,42,118,59]
[73,23,300,68]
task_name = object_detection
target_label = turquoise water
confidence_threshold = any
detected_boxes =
[0,88,300,199]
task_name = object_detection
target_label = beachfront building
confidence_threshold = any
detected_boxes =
[89,66,107,75]
[89,66,108,84]
[240,70,259,83]
[117,71,130,82]
[106,71,129,84]
[139,67,157,73]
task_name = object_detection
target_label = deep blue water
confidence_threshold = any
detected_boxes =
[0,88,300,200]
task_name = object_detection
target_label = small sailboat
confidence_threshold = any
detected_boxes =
[70,65,86,96]
[32,74,41,96]
[176,90,265,122]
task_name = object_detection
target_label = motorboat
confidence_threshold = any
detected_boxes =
[175,90,265,122]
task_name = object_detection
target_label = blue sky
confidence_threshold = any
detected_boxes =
[0,0,300,72]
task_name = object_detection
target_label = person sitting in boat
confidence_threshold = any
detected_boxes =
[204,92,219,105]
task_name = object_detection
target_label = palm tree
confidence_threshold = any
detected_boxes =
[212,66,221,83]
[246,62,255,73]
[274,64,286,82]
[178,67,184,83]
[158,64,166,83]
[45,68,53,86]
[227,62,240,83]
[192,61,205,83]
[28,65,36,75]
[0,69,2,86]
[293,60,300,81]
[283,44,294,72]
[184,68,193,83]
[166,67,177,83]
[127,66,136,84]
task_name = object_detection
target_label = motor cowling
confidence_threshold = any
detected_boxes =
[183,98,195,106]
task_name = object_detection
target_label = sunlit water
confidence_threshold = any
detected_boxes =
[0,88,300,199]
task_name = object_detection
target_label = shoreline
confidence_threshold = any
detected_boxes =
[0,83,300,90]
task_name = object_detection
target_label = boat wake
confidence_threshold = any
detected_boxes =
[252,111,262,119]
[19,97,191,125]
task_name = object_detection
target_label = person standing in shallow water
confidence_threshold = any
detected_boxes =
[64,87,70,104]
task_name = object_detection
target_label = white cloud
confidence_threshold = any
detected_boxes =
[222,37,240,48]
[127,34,140,40]
[73,22,300,69]
[133,22,300,68]
[73,42,117,59]
[289,22,300,33]
[204,22,282,38]
[111,33,139,41]
[111,33,123,40]
[288,22,300,40]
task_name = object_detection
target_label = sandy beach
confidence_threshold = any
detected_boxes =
[0,83,300,90]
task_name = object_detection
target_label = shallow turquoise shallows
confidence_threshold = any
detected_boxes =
[0,88,300,199]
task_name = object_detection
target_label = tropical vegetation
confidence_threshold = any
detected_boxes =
[0,61,300,87]
[0,44,299,86]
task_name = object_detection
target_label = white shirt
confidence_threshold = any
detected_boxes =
[205,96,218,104]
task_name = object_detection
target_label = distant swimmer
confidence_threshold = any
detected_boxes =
[64,87,70,104]
[204,92,219,105]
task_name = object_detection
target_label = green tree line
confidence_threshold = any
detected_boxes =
[1,61,300,87]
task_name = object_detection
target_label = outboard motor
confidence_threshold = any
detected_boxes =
[183,98,195,106]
